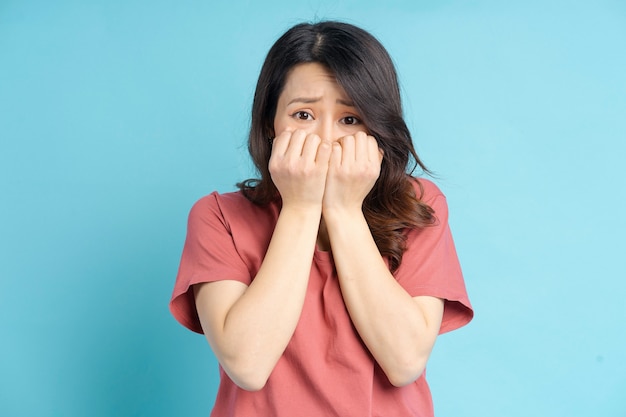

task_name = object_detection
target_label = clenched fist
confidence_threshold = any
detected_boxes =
[269,129,333,210]
[323,131,383,214]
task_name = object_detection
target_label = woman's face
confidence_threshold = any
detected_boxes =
[273,63,367,142]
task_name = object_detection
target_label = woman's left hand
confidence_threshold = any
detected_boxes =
[321,132,443,387]
[322,131,383,215]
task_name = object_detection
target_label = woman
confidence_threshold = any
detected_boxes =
[170,21,473,416]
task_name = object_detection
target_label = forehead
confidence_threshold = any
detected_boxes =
[280,63,348,99]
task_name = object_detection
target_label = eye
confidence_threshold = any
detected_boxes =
[292,111,313,120]
[341,116,361,125]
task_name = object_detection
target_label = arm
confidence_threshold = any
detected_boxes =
[324,211,444,386]
[194,130,331,391]
[323,133,444,386]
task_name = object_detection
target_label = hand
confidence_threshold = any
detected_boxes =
[322,131,383,214]
[269,129,333,210]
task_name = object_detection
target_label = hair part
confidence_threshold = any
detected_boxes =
[237,21,435,272]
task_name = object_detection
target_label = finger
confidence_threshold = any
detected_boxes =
[354,131,369,162]
[340,135,355,165]
[366,134,381,163]
[284,129,307,157]
[315,139,332,164]
[300,133,322,162]
[270,130,293,157]
[330,141,343,169]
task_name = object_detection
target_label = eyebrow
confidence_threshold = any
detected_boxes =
[287,97,355,107]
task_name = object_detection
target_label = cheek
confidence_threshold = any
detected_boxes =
[272,120,284,136]
[273,114,291,136]
[340,125,369,140]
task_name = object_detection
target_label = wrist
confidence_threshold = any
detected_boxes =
[280,202,323,220]
[322,205,366,227]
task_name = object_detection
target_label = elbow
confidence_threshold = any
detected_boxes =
[222,359,272,392]
[384,331,439,387]
[233,376,269,392]
[387,368,424,388]
[385,357,428,388]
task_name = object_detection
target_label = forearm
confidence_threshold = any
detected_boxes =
[197,205,321,390]
[325,210,442,386]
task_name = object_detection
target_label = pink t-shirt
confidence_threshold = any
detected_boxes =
[170,177,473,417]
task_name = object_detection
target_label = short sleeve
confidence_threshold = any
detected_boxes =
[169,193,252,334]
[394,181,473,334]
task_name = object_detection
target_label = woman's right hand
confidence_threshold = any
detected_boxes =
[268,129,332,209]
[195,129,330,391]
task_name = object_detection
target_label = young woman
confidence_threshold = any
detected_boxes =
[170,21,473,417]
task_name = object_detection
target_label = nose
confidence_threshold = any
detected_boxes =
[313,118,340,143]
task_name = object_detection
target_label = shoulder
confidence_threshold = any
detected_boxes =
[189,191,275,221]
[190,190,253,214]
[410,176,446,206]
[188,190,280,236]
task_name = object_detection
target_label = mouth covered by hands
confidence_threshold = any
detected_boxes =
[269,129,383,214]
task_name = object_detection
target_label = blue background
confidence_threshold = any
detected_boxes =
[1,1,625,416]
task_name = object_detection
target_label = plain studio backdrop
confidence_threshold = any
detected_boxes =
[1,1,624,416]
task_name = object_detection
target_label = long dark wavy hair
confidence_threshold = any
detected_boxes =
[237,21,435,272]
